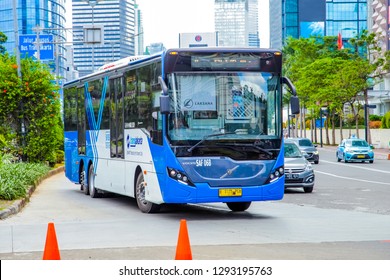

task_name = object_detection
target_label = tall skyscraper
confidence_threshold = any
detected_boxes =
[0,0,67,79]
[270,0,367,50]
[214,0,260,47]
[134,3,144,56]
[72,0,137,77]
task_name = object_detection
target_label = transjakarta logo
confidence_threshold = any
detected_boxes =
[127,135,143,148]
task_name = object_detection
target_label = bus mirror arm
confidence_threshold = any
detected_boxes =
[282,76,300,115]
[281,76,296,96]
[158,76,168,95]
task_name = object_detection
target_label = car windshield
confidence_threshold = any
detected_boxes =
[298,139,313,147]
[346,140,369,147]
[284,143,303,158]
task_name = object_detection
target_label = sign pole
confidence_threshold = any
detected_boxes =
[12,1,21,78]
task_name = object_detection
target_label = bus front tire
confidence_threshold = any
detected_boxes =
[226,202,251,212]
[135,172,161,213]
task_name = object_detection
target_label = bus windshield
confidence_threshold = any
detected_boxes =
[167,72,281,144]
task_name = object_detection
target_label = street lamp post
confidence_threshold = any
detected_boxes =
[85,0,104,72]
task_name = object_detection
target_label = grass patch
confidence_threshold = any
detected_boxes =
[0,163,50,200]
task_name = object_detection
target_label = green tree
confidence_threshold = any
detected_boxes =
[0,31,7,54]
[0,55,62,163]
[283,31,390,144]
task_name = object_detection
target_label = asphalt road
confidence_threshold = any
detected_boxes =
[1,147,390,260]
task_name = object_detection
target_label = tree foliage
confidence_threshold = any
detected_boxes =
[0,53,63,163]
[283,31,390,144]
[0,31,7,54]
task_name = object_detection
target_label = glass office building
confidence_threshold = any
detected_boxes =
[72,0,136,77]
[270,0,367,49]
[214,0,260,47]
[326,0,367,39]
[0,0,67,79]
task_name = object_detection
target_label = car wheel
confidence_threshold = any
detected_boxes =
[135,171,161,213]
[226,202,251,211]
[304,187,313,193]
[369,160,374,163]
[337,153,341,162]
[88,164,100,198]
[314,160,319,164]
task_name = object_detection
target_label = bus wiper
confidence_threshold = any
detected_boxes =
[187,132,236,153]
[219,142,273,157]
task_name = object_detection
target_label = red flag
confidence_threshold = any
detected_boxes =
[337,32,343,50]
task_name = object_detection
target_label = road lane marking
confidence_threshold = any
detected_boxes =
[320,160,390,174]
[315,170,390,186]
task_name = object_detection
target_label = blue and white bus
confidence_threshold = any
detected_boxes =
[63,48,299,213]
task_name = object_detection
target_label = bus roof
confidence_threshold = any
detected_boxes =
[64,51,163,87]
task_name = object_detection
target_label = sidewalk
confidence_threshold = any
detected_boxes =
[320,145,389,160]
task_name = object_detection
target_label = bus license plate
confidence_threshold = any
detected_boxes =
[219,188,242,197]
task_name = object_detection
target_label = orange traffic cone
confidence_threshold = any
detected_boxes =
[175,219,192,260]
[42,222,61,260]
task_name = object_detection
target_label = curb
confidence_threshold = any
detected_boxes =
[0,166,64,220]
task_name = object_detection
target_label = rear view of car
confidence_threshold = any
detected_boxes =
[288,137,319,164]
[284,140,315,193]
[336,138,374,163]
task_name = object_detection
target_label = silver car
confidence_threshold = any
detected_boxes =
[284,140,315,193]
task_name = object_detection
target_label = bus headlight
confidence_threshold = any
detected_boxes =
[266,166,284,184]
[167,167,194,186]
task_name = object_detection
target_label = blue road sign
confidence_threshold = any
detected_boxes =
[19,34,54,60]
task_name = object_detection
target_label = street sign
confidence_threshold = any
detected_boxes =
[19,34,54,60]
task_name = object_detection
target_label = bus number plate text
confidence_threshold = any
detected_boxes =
[219,188,242,197]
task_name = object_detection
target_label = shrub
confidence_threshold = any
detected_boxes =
[369,120,381,129]
[381,111,390,128]
[369,114,382,121]
[0,163,50,200]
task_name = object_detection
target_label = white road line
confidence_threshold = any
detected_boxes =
[315,170,390,186]
[320,160,390,174]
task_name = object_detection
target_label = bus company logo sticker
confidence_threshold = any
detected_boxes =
[184,99,193,109]
[195,35,202,42]
[126,135,143,148]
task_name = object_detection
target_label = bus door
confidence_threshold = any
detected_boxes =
[109,76,126,194]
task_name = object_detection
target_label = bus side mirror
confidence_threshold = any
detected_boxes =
[281,76,300,115]
[160,95,170,114]
[290,95,300,115]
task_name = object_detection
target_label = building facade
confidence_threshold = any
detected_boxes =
[72,0,136,77]
[214,0,260,47]
[134,3,144,56]
[270,0,367,50]
[0,0,67,80]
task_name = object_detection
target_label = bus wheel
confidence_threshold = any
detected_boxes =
[226,202,251,212]
[81,169,89,195]
[88,164,100,198]
[80,169,86,192]
[135,172,161,213]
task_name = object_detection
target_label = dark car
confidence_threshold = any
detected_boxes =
[336,137,374,163]
[288,137,319,164]
[284,140,315,193]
